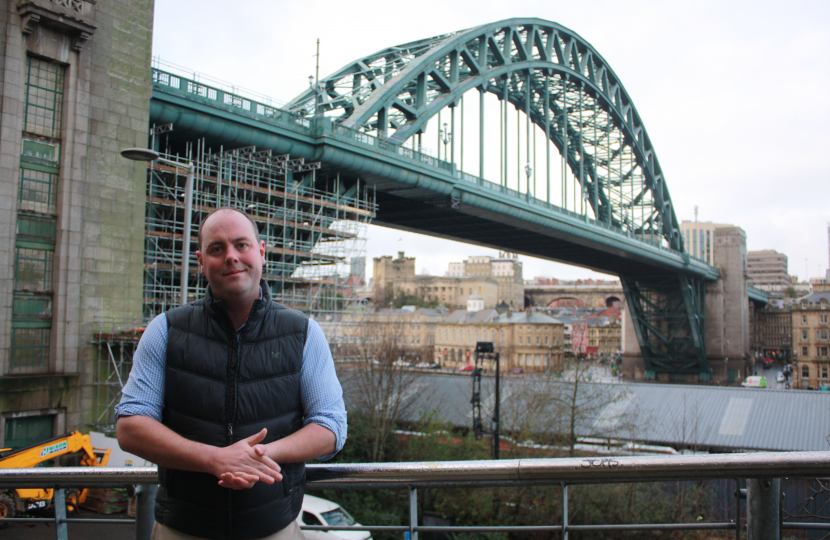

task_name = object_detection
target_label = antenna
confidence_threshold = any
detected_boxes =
[694,205,698,222]
[315,38,320,86]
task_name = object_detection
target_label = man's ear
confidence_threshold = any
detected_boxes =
[258,240,266,265]
[195,250,205,274]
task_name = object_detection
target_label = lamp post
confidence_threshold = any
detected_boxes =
[121,148,195,306]
[524,162,532,198]
[439,122,452,162]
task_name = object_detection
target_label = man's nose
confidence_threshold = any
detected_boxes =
[225,248,240,262]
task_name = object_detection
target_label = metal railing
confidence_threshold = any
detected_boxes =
[3,452,830,539]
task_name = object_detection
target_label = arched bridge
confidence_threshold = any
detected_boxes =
[148,18,748,380]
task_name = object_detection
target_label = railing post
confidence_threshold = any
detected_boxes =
[562,483,568,540]
[135,483,159,540]
[747,478,780,540]
[409,487,418,540]
[54,488,68,540]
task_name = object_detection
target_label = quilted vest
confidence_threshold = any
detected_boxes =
[155,281,308,540]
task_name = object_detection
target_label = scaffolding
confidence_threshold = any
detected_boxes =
[89,318,143,435]
[92,143,376,433]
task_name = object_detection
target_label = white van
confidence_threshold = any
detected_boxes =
[741,376,766,388]
[298,494,371,540]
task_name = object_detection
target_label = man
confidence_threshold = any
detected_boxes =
[116,207,346,540]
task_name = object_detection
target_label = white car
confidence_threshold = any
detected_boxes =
[298,494,371,540]
[776,371,786,383]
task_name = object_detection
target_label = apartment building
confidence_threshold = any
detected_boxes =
[791,291,830,389]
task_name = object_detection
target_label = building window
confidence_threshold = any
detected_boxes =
[4,414,54,448]
[802,365,810,378]
[19,168,58,214]
[823,365,829,379]
[803,346,809,357]
[802,330,809,341]
[822,347,829,358]
[545,337,549,345]
[24,57,65,138]
[11,327,51,370]
[803,315,808,324]
[536,337,540,345]
[14,247,54,291]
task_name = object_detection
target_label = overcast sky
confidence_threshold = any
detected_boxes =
[152,0,829,283]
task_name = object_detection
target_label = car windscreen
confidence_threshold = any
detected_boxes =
[321,507,356,527]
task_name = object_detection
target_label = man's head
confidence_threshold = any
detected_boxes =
[195,207,265,304]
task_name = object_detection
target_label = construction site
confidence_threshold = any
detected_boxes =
[90,142,376,435]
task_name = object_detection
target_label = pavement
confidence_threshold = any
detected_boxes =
[1,508,135,540]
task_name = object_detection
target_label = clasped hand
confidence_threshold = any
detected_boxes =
[213,428,281,490]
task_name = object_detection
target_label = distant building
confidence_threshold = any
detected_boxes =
[373,251,415,295]
[445,253,524,308]
[680,220,733,264]
[753,306,792,362]
[791,291,830,389]
[337,306,447,363]
[435,309,564,372]
[747,250,790,290]
[391,275,499,309]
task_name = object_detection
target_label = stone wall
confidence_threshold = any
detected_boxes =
[0,0,154,443]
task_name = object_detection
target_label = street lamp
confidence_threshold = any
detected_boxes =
[121,148,195,306]
[524,162,532,197]
[439,122,452,161]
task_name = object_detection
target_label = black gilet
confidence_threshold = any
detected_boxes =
[155,281,309,540]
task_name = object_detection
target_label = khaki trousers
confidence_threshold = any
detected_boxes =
[151,519,307,540]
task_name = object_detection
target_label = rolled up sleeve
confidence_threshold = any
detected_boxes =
[301,319,347,460]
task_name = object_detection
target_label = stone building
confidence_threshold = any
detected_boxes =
[336,306,445,364]
[446,253,523,308]
[791,291,830,390]
[587,319,622,360]
[753,306,792,362]
[434,305,564,373]
[390,275,498,309]
[0,1,153,448]
[372,251,415,297]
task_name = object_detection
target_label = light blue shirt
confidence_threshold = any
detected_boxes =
[116,313,346,460]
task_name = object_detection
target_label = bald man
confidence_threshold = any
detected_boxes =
[117,207,346,540]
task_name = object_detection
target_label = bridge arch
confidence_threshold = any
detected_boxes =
[287,18,683,252]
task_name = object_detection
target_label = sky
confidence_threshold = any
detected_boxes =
[151,0,830,283]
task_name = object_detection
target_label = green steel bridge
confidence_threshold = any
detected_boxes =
[147,18,764,380]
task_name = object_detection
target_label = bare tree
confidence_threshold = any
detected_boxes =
[337,316,421,462]
[501,359,642,456]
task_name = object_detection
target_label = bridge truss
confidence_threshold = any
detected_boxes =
[287,18,711,378]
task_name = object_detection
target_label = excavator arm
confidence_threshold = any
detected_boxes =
[0,431,111,515]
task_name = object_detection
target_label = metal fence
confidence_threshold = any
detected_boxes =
[3,452,830,539]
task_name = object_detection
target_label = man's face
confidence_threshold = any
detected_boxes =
[195,210,265,304]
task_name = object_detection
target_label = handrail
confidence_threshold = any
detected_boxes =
[3,451,830,489]
[3,453,830,537]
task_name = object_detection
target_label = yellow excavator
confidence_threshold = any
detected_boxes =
[0,430,111,519]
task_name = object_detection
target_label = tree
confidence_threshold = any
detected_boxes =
[500,358,642,456]
[336,315,423,462]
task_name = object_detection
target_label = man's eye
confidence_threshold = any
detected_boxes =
[237,243,249,250]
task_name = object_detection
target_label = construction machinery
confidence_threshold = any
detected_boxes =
[0,430,111,519]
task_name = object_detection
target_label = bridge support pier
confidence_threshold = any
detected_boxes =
[622,226,752,384]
